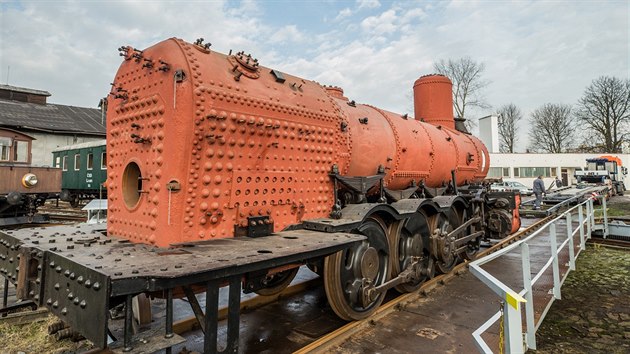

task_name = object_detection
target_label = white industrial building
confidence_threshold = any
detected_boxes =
[479,115,630,189]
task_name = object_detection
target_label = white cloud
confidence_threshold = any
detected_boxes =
[335,7,353,21]
[357,0,381,10]
[361,9,398,35]
[400,8,427,23]
[269,25,305,43]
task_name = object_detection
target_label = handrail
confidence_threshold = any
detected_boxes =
[470,196,607,353]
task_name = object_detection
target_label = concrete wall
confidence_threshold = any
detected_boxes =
[30,132,103,167]
[489,153,630,189]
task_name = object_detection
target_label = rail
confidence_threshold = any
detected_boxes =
[470,196,607,353]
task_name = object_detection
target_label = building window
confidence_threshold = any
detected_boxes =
[55,156,60,168]
[487,167,502,178]
[74,154,80,171]
[502,167,510,178]
[13,140,28,162]
[515,167,551,178]
[101,152,107,170]
[62,155,68,171]
[87,153,94,170]
[551,168,558,177]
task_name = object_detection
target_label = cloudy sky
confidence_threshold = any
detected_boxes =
[0,0,628,150]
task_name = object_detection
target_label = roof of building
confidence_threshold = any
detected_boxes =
[0,98,105,135]
[52,139,106,152]
[0,84,51,97]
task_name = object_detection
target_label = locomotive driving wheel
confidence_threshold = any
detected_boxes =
[254,268,299,296]
[323,216,390,321]
[389,211,434,293]
[429,211,459,274]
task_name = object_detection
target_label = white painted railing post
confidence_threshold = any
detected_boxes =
[585,200,592,237]
[504,297,525,354]
[566,212,575,271]
[521,243,536,350]
[590,199,595,238]
[602,196,609,238]
[578,204,586,252]
[549,222,561,299]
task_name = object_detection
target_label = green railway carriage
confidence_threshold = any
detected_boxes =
[52,140,107,207]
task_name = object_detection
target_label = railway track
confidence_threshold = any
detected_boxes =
[588,237,630,249]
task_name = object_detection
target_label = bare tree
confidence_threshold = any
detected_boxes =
[496,103,522,153]
[528,103,575,153]
[433,57,490,129]
[575,76,630,153]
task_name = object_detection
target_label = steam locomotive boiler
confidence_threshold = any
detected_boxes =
[0,38,521,351]
[107,38,519,319]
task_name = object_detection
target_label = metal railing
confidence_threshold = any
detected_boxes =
[470,197,607,353]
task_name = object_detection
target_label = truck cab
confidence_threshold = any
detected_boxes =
[575,156,627,196]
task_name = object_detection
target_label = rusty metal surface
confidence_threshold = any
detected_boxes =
[1,223,363,292]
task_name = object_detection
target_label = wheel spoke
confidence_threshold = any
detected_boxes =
[391,211,433,293]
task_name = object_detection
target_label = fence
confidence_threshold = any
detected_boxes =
[470,197,607,353]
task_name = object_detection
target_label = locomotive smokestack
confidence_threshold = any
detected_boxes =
[413,74,455,130]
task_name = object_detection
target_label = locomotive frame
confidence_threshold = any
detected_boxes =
[0,38,521,353]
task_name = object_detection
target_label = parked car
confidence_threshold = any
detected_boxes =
[490,181,534,196]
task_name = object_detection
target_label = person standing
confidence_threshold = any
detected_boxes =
[533,175,546,210]
[555,176,563,188]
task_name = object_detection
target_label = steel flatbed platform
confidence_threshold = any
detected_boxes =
[0,223,364,352]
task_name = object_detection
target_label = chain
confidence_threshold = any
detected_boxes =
[499,301,505,354]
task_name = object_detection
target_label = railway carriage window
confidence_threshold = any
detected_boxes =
[87,153,94,170]
[13,140,28,162]
[101,152,107,170]
[62,156,68,171]
[74,154,80,171]
[55,156,60,168]
[0,137,10,161]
